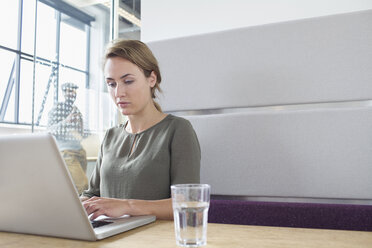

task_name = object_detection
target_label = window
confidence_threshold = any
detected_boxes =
[0,0,116,134]
[0,0,141,191]
[0,0,19,50]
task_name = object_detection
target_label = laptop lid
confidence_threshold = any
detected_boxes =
[0,133,155,241]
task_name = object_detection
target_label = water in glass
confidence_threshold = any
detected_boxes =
[173,201,209,247]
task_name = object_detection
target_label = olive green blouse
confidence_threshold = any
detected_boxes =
[82,114,201,200]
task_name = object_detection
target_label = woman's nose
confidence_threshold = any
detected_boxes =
[114,83,126,97]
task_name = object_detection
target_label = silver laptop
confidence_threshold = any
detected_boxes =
[0,132,156,241]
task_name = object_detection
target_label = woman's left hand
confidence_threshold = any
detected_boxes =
[82,196,129,220]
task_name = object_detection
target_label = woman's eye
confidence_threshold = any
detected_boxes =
[124,80,134,84]
[107,82,117,88]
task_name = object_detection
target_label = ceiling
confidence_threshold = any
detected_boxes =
[65,0,141,24]
[65,0,141,38]
[121,0,140,17]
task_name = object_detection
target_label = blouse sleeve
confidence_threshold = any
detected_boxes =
[81,131,108,198]
[170,119,201,185]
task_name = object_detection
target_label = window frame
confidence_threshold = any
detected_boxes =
[0,0,94,128]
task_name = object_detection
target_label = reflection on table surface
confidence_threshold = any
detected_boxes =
[1,220,372,248]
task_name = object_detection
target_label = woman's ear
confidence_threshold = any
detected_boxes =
[148,71,157,88]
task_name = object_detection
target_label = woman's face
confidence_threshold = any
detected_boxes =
[104,57,156,116]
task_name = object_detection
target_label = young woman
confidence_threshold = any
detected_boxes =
[81,39,201,220]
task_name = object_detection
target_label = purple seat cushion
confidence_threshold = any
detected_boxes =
[208,199,372,231]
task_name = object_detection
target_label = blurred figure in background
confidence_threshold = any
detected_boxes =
[47,82,88,194]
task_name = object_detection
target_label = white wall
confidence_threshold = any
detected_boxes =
[142,0,372,42]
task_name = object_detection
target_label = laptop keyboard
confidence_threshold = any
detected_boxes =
[91,220,114,229]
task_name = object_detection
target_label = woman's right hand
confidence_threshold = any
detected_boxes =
[80,196,90,202]
[82,196,129,220]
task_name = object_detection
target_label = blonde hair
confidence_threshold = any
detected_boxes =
[104,39,162,111]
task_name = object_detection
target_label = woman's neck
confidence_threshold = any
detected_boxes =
[126,107,167,134]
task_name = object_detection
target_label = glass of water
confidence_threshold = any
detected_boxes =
[171,184,211,247]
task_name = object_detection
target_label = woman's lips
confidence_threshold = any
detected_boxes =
[118,102,130,108]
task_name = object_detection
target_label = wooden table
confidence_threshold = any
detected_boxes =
[1,220,372,248]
